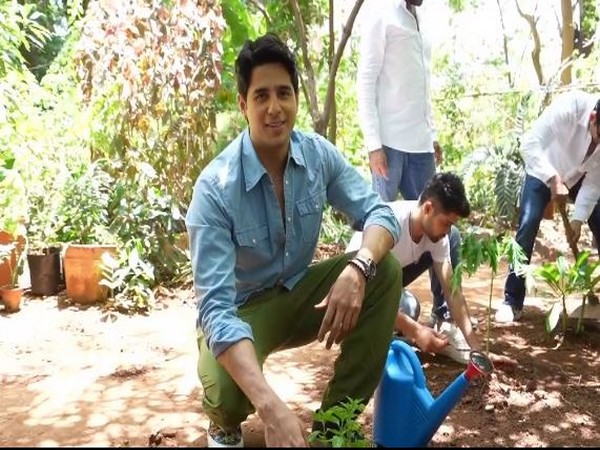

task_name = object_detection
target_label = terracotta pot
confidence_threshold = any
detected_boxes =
[63,244,117,304]
[0,231,25,289]
[1,287,23,313]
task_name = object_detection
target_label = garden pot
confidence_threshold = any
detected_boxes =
[63,244,117,304]
[1,286,23,313]
[0,230,25,289]
[28,246,62,296]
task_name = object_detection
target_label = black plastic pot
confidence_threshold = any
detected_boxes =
[27,246,62,296]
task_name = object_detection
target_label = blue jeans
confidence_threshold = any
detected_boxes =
[371,146,436,202]
[400,225,461,321]
[504,174,600,310]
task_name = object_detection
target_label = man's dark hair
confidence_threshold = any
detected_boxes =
[235,33,299,99]
[419,172,471,218]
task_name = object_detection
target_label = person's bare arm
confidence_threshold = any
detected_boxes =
[432,260,478,347]
[394,311,448,353]
[217,339,307,446]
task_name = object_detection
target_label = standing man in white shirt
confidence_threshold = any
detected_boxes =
[498,90,600,323]
[357,0,447,327]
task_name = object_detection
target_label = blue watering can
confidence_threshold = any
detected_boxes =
[373,338,494,447]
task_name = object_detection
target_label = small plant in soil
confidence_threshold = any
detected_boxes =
[536,250,600,335]
[308,397,371,448]
[453,229,529,353]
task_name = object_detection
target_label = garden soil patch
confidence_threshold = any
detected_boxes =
[1,220,598,447]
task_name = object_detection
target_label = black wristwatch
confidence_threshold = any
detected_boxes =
[348,255,377,281]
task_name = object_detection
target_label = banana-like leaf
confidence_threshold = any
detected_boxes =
[545,301,563,334]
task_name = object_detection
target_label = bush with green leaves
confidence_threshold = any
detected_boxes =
[536,250,600,335]
[308,397,371,448]
[55,160,116,245]
[106,160,187,285]
[74,0,225,205]
[100,248,156,314]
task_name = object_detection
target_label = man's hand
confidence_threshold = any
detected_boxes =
[567,219,582,246]
[261,399,307,446]
[433,141,443,166]
[315,265,366,349]
[487,351,518,372]
[368,149,388,180]
[549,174,568,200]
[412,325,448,354]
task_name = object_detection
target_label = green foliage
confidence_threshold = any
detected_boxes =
[453,230,529,352]
[536,251,600,335]
[0,241,26,288]
[0,149,27,236]
[320,205,352,246]
[308,398,371,448]
[55,161,115,245]
[100,248,156,314]
[106,160,187,285]
[0,0,51,75]
[458,93,533,227]
[15,0,86,80]
[75,0,225,204]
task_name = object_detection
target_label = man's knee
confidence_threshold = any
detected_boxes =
[198,339,253,428]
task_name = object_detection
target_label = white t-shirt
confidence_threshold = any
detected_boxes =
[346,200,449,268]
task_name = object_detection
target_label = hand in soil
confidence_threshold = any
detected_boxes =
[488,351,517,372]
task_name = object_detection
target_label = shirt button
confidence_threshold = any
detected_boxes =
[285,252,289,257]
[287,216,291,222]
[252,239,256,244]
[285,180,288,185]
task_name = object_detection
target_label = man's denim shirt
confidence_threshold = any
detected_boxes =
[185,129,400,358]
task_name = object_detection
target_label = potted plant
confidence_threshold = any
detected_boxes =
[0,238,27,313]
[56,161,118,304]
[0,149,28,290]
[26,191,64,296]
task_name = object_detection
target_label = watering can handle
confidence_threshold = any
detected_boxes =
[391,339,427,388]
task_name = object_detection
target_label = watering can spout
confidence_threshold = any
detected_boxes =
[373,339,493,447]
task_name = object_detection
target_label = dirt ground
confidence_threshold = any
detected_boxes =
[1,219,599,447]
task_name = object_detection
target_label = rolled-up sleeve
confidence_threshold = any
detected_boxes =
[185,176,253,358]
[573,167,600,222]
[317,136,400,243]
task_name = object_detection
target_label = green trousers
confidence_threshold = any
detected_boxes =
[197,252,402,429]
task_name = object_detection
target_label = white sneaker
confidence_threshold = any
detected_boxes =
[429,313,478,330]
[437,321,471,365]
[494,303,523,324]
[207,422,244,448]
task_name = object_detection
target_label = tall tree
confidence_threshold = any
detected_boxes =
[560,0,574,85]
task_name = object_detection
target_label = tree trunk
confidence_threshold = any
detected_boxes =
[495,0,512,87]
[289,0,365,137]
[515,0,544,86]
[560,0,574,85]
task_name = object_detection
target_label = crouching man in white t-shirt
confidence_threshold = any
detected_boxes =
[347,172,516,368]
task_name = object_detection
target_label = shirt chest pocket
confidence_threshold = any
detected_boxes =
[235,224,270,266]
[296,192,325,244]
